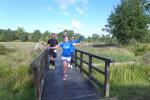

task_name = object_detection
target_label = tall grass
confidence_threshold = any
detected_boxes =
[110,64,150,100]
[0,42,38,100]
[77,45,150,100]
[77,46,135,62]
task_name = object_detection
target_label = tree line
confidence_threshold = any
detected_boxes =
[1,0,150,45]
[0,28,84,42]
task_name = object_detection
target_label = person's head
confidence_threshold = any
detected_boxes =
[50,33,56,38]
[64,36,69,42]
[63,31,67,37]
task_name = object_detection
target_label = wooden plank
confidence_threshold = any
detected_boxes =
[104,61,110,97]
[75,49,112,97]
[31,48,49,100]
[91,76,103,88]
[82,69,89,76]
[76,49,112,62]
[42,58,102,100]
[89,55,92,78]
[33,67,41,100]
[82,60,89,65]
[80,52,83,72]
[92,66,105,75]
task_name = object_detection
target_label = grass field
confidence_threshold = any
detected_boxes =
[0,42,38,100]
[0,42,150,100]
[77,44,150,100]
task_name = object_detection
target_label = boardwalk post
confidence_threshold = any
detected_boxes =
[33,67,41,100]
[104,61,110,97]
[75,50,77,67]
[89,55,92,79]
[80,52,83,72]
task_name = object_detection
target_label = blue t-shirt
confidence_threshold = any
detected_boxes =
[59,41,72,57]
[70,39,80,53]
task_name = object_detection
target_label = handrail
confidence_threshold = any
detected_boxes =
[76,49,113,63]
[31,48,49,100]
[74,49,113,97]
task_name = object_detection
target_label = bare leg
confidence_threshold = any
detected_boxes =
[63,60,69,80]
[63,60,69,74]
[50,56,55,69]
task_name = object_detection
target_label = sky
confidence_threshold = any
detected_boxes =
[0,0,120,37]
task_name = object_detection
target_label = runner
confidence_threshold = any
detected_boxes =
[49,36,79,80]
[47,33,58,70]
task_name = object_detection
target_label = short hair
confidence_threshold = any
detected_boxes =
[50,33,56,36]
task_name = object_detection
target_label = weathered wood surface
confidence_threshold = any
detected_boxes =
[75,49,113,97]
[31,49,49,100]
[42,56,101,100]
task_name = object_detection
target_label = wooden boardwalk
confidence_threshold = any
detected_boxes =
[42,57,102,100]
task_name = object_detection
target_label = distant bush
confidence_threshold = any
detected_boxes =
[133,44,149,56]
[143,51,150,65]
[0,45,9,55]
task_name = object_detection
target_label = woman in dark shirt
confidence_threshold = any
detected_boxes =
[47,33,58,69]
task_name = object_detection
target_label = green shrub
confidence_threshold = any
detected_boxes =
[133,44,149,56]
[143,51,150,65]
[0,44,9,55]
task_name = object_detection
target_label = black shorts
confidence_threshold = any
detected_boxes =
[48,49,57,58]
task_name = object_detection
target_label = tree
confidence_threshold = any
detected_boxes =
[41,31,50,42]
[66,30,74,38]
[32,30,42,42]
[57,31,64,42]
[92,34,99,42]
[20,32,28,41]
[0,29,16,42]
[87,36,91,42]
[15,27,25,40]
[106,0,150,44]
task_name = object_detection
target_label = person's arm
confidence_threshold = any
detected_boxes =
[50,45,60,49]
[72,39,81,46]
[75,39,80,43]
[49,42,63,49]
[72,43,80,46]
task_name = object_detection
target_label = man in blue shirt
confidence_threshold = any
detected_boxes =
[69,36,80,68]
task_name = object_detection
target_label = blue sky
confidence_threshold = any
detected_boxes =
[0,0,120,37]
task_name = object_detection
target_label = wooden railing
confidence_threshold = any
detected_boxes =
[74,49,113,97]
[31,49,49,100]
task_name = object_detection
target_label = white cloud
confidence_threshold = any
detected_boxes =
[75,7,84,15]
[54,0,89,15]
[72,19,82,29]
[55,0,76,11]
[75,0,88,15]
[72,24,109,37]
